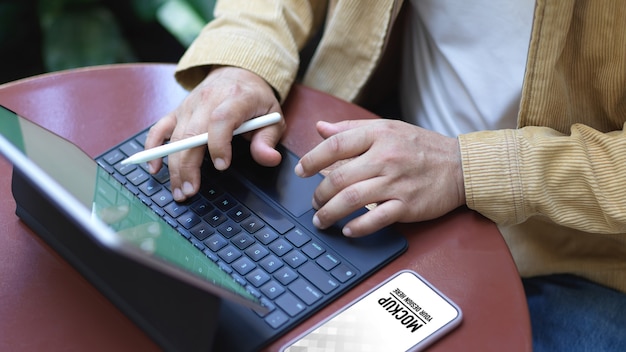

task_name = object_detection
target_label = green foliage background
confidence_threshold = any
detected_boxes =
[0,0,215,84]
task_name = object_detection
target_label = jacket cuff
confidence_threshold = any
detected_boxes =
[458,129,527,225]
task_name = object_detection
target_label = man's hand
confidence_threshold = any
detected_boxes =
[145,66,285,202]
[295,119,466,237]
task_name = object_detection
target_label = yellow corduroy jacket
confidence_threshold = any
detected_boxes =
[175,0,626,293]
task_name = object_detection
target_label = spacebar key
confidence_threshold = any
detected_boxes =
[224,179,295,234]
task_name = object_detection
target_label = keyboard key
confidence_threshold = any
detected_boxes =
[275,292,306,317]
[217,261,233,274]
[190,222,214,241]
[177,211,201,229]
[152,166,170,184]
[231,233,255,250]
[228,205,250,222]
[218,245,242,263]
[151,189,173,207]
[190,238,206,252]
[120,140,143,157]
[302,241,325,259]
[214,194,237,211]
[232,257,256,276]
[269,238,293,257]
[102,150,124,165]
[299,261,340,294]
[204,209,227,227]
[190,198,213,216]
[245,243,269,261]
[115,162,136,176]
[283,250,307,269]
[139,179,162,196]
[285,228,310,247]
[261,280,285,299]
[255,228,279,245]
[134,131,148,146]
[317,252,341,271]
[204,234,228,251]
[231,273,247,286]
[203,249,219,262]
[126,169,150,186]
[265,310,289,329]
[163,215,178,228]
[217,220,241,238]
[201,182,223,201]
[241,216,265,234]
[331,263,357,283]
[246,268,271,287]
[165,202,188,218]
[177,228,191,240]
[274,267,298,286]
[260,255,284,274]
[289,278,323,305]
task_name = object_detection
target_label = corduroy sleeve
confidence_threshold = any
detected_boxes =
[459,124,626,234]
[174,0,328,102]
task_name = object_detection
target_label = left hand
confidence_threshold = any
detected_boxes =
[294,119,466,237]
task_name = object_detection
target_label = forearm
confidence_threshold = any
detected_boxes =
[460,123,626,234]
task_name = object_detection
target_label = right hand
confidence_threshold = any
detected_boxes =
[144,66,285,202]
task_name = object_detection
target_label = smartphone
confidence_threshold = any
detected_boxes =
[280,270,462,352]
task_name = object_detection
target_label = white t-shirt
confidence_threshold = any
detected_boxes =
[400,0,535,137]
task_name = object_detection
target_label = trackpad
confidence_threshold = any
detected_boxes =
[232,143,322,218]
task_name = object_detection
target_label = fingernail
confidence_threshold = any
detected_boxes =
[148,163,155,174]
[214,158,226,170]
[342,227,353,237]
[294,162,304,177]
[173,188,184,201]
[182,181,194,195]
[312,214,322,229]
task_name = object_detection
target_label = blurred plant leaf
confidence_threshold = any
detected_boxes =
[40,4,136,71]
[156,0,206,47]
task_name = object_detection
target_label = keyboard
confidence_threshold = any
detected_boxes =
[96,130,359,331]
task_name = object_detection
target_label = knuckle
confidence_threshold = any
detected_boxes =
[327,135,343,154]
[327,169,347,190]
[341,186,362,207]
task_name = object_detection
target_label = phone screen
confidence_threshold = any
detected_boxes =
[281,270,462,352]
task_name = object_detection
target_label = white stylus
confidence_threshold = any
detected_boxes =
[120,112,282,165]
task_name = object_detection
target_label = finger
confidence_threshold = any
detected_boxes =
[313,175,392,231]
[340,199,404,237]
[167,145,206,202]
[145,113,177,173]
[312,153,381,209]
[161,103,213,201]
[296,126,373,178]
[249,115,286,167]
[205,103,236,170]
[315,119,376,139]
[203,95,272,167]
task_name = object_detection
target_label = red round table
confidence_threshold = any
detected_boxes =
[0,64,531,351]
